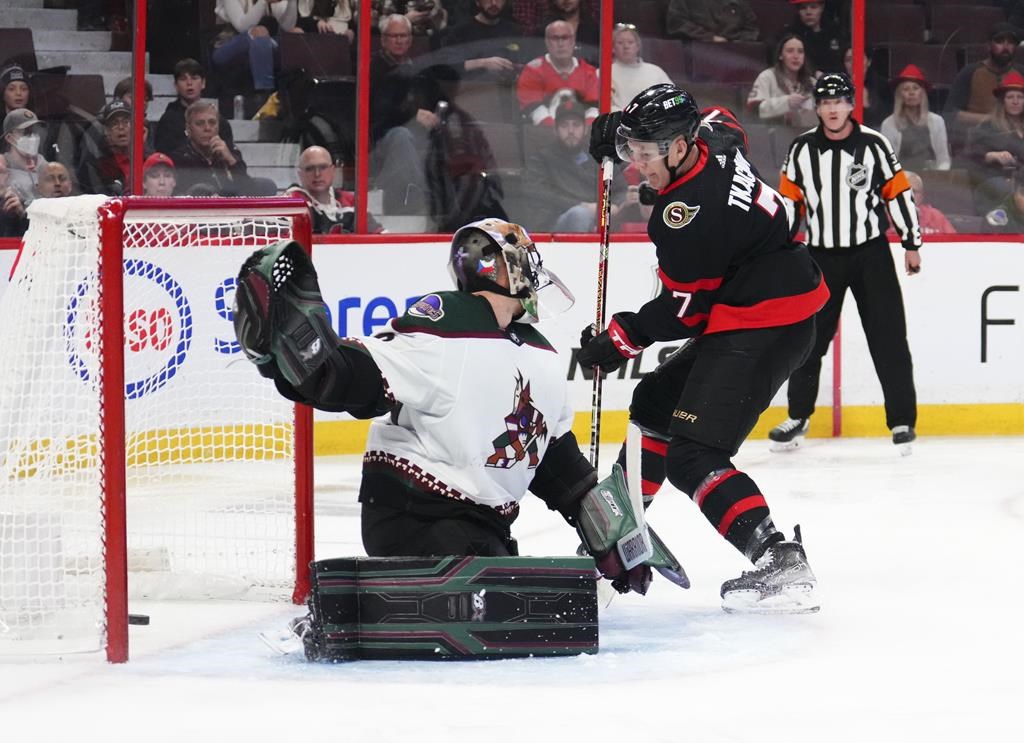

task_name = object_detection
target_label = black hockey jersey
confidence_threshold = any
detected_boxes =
[635,139,829,342]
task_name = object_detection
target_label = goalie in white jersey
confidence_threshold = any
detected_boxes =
[233,218,685,595]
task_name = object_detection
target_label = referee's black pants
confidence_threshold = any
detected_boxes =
[786,237,917,429]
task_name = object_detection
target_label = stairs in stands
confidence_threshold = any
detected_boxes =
[0,0,297,189]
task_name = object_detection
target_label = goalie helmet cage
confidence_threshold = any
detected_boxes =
[0,195,315,663]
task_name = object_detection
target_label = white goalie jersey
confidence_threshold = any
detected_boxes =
[358,291,576,516]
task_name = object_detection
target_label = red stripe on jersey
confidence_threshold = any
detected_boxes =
[659,140,709,195]
[694,468,742,508]
[704,277,831,334]
[641,436,668,456]
[658,267,723,293]
[718,495,767,536]
[641,478,662,496]
[682,312,709,327]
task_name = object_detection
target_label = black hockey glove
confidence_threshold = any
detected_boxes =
[578,312,648,373]
[589,111,622,165]
[234,240,339,389]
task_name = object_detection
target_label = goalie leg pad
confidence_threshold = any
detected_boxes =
[234,240,339,389]
[300,556,599,661]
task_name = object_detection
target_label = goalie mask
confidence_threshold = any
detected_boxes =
[448,218,574,323]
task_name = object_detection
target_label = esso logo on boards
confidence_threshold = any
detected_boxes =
[66,259,193,400]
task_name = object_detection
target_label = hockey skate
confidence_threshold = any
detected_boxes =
[892,425,916,457]
[768,417,809,451]
[720,527,819,614]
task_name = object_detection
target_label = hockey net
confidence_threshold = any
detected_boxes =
[0,195,314,660]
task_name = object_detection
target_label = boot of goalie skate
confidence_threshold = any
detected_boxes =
[768,417,809,452]
[720,527,819,614]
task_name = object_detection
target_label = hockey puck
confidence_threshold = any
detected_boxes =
[128,614,150,626]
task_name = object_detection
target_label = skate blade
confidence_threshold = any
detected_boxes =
[896,443,913,457]
[721,584,820,615]
[258,629,303,655]
[769,438,803,453]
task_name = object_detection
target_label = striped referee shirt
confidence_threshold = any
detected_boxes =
[779,122,922,251]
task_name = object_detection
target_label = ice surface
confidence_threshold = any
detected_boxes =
[2,437,1021,742]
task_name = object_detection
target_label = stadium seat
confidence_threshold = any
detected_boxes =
[454,82,518,124]
[929,6,1006,45]
[882,43,961,87]
[865,4,926,44]
[616,1,670,39]
[280,33,352,79]
[0,28,37,71]
[642,37,687,81]
[29,73,106,119]
[685,41,767,84]
[687,82,744,114]
[748,1,796,42]
[474,122,524,174]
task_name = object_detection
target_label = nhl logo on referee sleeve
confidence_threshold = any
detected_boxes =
[845,163,870,190]
[663,201,701,229]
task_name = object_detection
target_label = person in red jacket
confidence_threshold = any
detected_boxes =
[583,83,828,614]
[516,20,598,126]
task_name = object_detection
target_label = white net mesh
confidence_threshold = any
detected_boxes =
[0,196,305,655]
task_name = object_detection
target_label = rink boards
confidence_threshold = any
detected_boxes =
[0,235,1020,452]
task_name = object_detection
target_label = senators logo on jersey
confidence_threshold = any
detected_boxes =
[663,201,701,229]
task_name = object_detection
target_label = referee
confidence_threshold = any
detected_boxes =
[771,72,922,454]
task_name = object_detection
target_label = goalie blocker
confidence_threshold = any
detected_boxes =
[297,556,599,661]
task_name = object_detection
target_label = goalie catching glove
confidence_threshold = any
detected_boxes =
[233,240,338,389]
[576,464,687,595]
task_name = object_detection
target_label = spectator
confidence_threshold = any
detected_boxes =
[521,99,625,231]
[369,13,439,214]
[516,20,598,126]
[884,171,955,237]
[538,0,599,58]
[980,169,1024,231]
[212,0,299,96]
[2,108,47,205]
[78,100,138,196]
[2,65,31,116]
[156,59,236,158]
[142,152,177,197]
[287,145,384,233]
[946,23,1024,138]
[35,161,73,199]
[296,0,355,38]
[610,24,672,112]
[747,32,819,129]
[880,65,951,172]
[843,44,889,129]
[665,0,759,43]
[784,0,846,73]
[966,71,1024,214]
[112,76,155,148]
[0,153,28,237]
[172,100,256,196]
[441,0,525,84]
[372,0,449,42]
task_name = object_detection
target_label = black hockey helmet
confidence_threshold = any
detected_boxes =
[617,83,701,149]
[813,72,855,104]
[448,218,573,323]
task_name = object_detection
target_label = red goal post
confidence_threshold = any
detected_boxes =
[0,196,315,662]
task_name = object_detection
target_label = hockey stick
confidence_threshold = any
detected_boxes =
[588,158,615,471]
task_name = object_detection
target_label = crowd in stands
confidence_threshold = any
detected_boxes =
[5,0,1024,236]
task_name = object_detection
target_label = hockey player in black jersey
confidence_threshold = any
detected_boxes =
[581,84,830,613]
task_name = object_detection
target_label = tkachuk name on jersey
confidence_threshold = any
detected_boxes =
[727,150,758,211]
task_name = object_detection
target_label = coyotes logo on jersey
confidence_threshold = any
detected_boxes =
[486,371,548,469]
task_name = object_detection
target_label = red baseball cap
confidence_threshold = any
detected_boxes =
[143,152,175,172]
